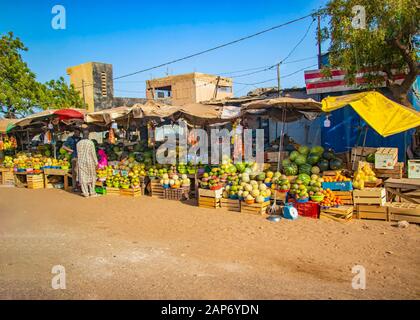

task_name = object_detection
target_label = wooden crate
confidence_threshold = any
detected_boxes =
[220,198,241,212]
[265,151,288,163]
[43,168,68,175]
[355,204,388,221]
[198,195,221,209]
[320,206,353,223]
[106,187,120,195]
[408,160,420,179]
[120,187,142,197]
[241,201,270,215]
[322,170,343,177]
[351,147,377,170]
[164,186,190,200]
[387,202,420,224]
[374,162,404,179]
[198,188,224,198]
[364,178,383,188]
[271,190,288,202]
[150,179,164,198]
[353,188,386,206]
[333,191,353,205]
[375,147,398,169]
[27,174,44,189]
[0,168,14,185]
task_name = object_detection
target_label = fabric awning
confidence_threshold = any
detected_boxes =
[0,118,18,133]
[322,91,420,137]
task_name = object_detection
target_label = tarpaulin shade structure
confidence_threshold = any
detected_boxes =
[322,91,420,137]
[13,108,87,127]
[242,97,322,122]
[85,106,133,125]
[0,118,18,133]
[131,100,180,119]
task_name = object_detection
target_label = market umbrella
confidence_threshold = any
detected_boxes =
[53,108,86,121]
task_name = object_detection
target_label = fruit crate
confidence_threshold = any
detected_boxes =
[26,174,44,189]
[364,178,383,188]
[320,206,353,223]
[270,190,288,202]
[321,181,353,191]
[220,198,241,212]
[387,202,420,224]
[407,160,420,179]
[353,188,386,206]
[374,147,398,169]
[240,201,270,215]
[332,191,353,205]
[0,168,14,185]
[288,199,319,219]
[120,187,142,197]
[150,179,164,198]
[106,187,120,195]
[164,186,190,201]
[198,188,223,208]
[355,204,389,221]
[374,162,404,179]
[351,147,377,170]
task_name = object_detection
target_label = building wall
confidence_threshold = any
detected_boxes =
[67,62,114,112]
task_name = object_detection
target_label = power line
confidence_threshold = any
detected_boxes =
[76,11,318,90]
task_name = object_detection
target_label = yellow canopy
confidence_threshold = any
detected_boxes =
[322,91,420,137]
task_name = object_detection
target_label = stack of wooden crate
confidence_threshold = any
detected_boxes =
[0,168,14,185]
[26,174,44,189]
[198,188,223,209]
[164,186,190,201]
[351,147,377,170]
[150,178,164,199]
[220,198,241,212]
[353,188,388,220]
[332,191,353,205]
[387,203,420,224]
[241,201,271,215]
[320,206,353,223]
[120,187,142,197]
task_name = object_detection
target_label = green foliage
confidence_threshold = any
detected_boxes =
[0,32,85,118]
[321,0,420,106]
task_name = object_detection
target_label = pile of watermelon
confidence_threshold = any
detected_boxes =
[281,145,344,175]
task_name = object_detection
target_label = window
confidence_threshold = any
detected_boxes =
[217,85,232,93]
[101,72,107,97]
[154,86,172,99]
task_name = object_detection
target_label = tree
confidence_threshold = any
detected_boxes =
[320,0,420,107]
[0,32,85,118]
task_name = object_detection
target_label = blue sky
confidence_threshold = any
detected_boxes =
[1,0,328,98]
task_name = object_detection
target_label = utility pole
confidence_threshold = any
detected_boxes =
[317,14,322,69]
[276,63,281,98]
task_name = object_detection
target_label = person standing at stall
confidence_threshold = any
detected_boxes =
[76,129,98,198]
[63,128,81,192]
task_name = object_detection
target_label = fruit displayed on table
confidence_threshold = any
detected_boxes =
[320,188,343,207]
[0,135,17,151]
[1,156,13,168]
[160,173,191,188]
[10,154,70,170]
[353,162,377,189]
[322,172,351,182]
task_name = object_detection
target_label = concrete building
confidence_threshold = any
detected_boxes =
[67,62,146,112]
[146,72,233,105]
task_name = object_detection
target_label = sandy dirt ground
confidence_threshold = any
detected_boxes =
[0,186,419,300]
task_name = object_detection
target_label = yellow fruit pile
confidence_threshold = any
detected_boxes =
[353,162,377,190]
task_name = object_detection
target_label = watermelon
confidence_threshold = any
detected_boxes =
[307,153,320,165]
[289,151,299,161]
[317,159,329,172]
[366,153,375,163]
[282,158,291,167]
[322,149,335,160]
[284,163,298,176]
[294,154,307,166]
[329,158,343,170]
[310,145,324,156]
[298,164,312,175]
[298,145,310,155]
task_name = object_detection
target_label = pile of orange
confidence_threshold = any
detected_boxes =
[320,188,343,207]
[323,172,351,182]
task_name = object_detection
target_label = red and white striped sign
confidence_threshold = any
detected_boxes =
[304,68,405,94]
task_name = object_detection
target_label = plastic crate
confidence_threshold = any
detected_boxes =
[321,181,353,191]
[288,199,319,219]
